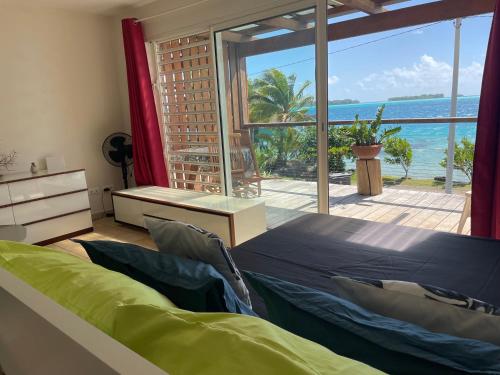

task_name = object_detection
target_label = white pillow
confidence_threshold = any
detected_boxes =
[330,276,500,346]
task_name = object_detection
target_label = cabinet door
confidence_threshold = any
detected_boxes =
[0,207,15,225]
[13,191,90,225]
[9,171,87,203]
[0,184,11,207]
[24,211,92,244]
[113,196,144,227]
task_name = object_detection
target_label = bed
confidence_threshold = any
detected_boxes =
[231,214,500,317]
[0,240,377,375]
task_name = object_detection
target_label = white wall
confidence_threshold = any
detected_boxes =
[0,5,126,215]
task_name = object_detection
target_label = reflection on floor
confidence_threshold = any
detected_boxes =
[261,179,470,235]
[46,217,156,260]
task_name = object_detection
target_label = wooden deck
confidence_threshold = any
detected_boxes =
[260,179,470,235]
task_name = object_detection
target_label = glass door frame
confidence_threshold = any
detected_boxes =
[211,0,331,214]
[315,0,330,214]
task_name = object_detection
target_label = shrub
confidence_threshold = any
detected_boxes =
[440,137,475,183]
[299,126,351,173]
[384,137,413,179]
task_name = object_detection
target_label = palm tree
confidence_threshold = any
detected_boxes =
[248,69,315,167]
[249,68,315,123]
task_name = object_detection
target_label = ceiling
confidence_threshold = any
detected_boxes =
[0,0,155,14]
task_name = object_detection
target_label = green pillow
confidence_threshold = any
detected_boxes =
[113,304,381,375]
[244,271,500,374]
[0,241,175,334]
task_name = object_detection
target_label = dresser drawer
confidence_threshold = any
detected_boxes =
[24,210,93,244]
[8,171,87,203]
[0,184,11,207]
[13,191,90,225]
[0,207,15,225]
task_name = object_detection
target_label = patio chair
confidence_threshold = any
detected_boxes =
[229,131,264,198]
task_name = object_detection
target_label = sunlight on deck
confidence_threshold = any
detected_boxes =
[260,179,469,235]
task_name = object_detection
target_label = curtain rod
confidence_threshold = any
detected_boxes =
[135,0,211,23]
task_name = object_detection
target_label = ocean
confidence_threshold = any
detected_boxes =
[325,96,479,182]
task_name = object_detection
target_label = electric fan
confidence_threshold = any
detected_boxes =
[102,132,133,189]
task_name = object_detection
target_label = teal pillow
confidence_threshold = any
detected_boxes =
[243,271,500,374]
[75,240,255,316]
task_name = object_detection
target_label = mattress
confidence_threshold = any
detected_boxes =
[231,214,500,317]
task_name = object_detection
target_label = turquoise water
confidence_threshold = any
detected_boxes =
[324,96,479,182]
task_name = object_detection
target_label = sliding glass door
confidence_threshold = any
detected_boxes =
[325,10,491,234]
[214,5,324,229]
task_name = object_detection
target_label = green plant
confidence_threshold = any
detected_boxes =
[384,137,413,179]
[256,127,302,167]
[344,105,401,146]
[440,137,475,183]
[248,69,315,123]
[254,147,277,175]
[299,126,352,173]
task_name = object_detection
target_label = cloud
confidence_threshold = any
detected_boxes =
[356,55,483,95]
[328,75,340,85]
[412,29,424,35]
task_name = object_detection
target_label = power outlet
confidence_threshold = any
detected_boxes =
[102,185,114,192]
[88,187,100,195]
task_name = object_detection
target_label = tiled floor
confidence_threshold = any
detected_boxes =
[46,217,156,260]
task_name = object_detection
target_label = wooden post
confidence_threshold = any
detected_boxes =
[356,159,383,196]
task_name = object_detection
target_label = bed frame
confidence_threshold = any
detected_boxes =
[0,267,169,375]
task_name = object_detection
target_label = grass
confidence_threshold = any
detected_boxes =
[351,173,471,193]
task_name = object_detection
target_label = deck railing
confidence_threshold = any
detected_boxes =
[242,116,477,129]
[241,116,478,192]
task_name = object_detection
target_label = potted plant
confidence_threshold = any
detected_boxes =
[343,105,401,196]
[0,150,17,177]
[345,105,401,159]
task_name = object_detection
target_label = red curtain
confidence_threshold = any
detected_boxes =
[122,18,169,187]
[471,0,500,238]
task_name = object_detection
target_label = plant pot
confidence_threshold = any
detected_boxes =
[351,144,383,160]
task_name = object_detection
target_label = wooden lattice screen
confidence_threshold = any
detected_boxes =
[155,33,222,193]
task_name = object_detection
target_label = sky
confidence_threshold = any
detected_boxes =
[244,1,493,103]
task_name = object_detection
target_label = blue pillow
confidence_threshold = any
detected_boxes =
[243,271,500,374]
[74,240,256,316]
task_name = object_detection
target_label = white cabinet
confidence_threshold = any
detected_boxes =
[112,186,266,247]
[9,171,87,203]
[0,170,93,244]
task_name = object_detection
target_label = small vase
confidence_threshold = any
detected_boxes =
[30,162,38,174]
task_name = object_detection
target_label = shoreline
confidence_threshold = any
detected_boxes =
[326,95,480,107]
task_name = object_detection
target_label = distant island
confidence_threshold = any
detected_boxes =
[328,99,360,105]
[388,94,444,101]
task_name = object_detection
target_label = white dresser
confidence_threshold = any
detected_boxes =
[0,169,93,244]
[112,187,266,247]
